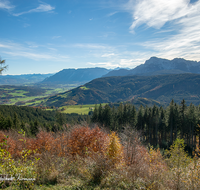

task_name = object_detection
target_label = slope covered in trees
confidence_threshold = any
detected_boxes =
[91,100,200,154]
[41,73,200,107]
[0,105,88,135]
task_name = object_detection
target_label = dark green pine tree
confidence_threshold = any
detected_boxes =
[159,106,167,148]
[152,105,159,146]
[20,121,25,131]
[126,104,132,125]
[117,103,124,130]
[4,116,13,130]
[111,106,118,131]
[130,105,137,128]
[102,104,113,128]
[30,120,39,136]
[0,113,5,130]
[143,106,149,143]
[56,112,65,126]
[168,99,175,145]
[123,104,128,125]
[173,103,180,141]
[98,104,103,126]
[147,107,153,145]
[13,112,20,130]
[179,99,187,139]
[137,105,144,131]
[91,104,98,123]
[187,103,197,152]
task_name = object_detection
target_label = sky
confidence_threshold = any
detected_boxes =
[0,0,200,75]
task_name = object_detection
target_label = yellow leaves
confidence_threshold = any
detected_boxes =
[107,132,124,166]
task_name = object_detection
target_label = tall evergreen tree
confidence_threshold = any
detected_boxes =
[168,99,175,145]
[137,105,144,131]
[103,104,112,128]
[180,99,187,139]
[117,103,124,130]
[91,104,98,123]
[13,112,20,129]
[130,105,137,128]
[98,104,103,125]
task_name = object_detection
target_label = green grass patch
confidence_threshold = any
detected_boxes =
[80,86,90,90]
[59,103,106,115]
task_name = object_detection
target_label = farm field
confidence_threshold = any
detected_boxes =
[0,84,78,106]
[58,103,107,115]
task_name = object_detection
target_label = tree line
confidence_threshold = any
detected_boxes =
[0,105,88,136]
[91,99,200,154]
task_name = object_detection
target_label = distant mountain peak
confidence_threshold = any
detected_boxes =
[103,57,200,77]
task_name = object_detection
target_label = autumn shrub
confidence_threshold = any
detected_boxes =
[68,126,109,157]
[181,138,200,189]
[165,138,191,190]
[107,131,124,167]
[0,135,39,189]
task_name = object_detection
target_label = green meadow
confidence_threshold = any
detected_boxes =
[56,103,107,115]
[0,85,78,106]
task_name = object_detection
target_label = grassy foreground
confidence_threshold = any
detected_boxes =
[0,126,200,190]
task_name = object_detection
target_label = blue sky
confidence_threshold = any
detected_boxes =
[0,0,200,75]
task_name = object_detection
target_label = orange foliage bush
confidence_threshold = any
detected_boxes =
[0,130,69,158]
[68,126,109,157]
[0,126,110,159]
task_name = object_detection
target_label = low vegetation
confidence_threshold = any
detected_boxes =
[0,126,199,189]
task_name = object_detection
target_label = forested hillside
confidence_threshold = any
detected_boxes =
[92,100,200,154]
[41,73,200,107]
[0,105,88,135]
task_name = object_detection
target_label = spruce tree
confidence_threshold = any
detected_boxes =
[91,104,98,123]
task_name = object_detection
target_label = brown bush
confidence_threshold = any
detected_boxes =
[68,126,109,157]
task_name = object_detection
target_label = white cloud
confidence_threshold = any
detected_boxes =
[13,3,55,16]
[101,53,115,57]
[107,11,118,17]
[126,0,191,30]
[73,43,109,49]
[0,41,68,61]
[87,62,119,68]
[0,0,14,10]
[124,0,200,61]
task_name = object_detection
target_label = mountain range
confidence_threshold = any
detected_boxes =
[40,68,110,85]
[103,57,200,77]
[0,73,53,85]
[2,57,200,107]
[40,73,200,107]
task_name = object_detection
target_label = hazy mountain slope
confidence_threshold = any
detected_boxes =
[41,68,110,85]
[0,74,53,85]
[103,57,200,77]
[42,73,200,107]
